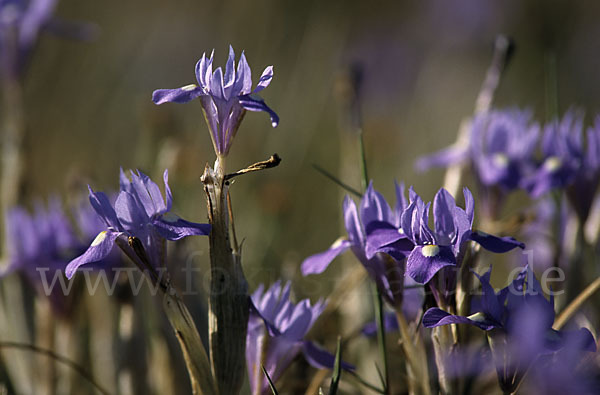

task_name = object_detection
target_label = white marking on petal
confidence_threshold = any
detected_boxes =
[331,236,347,249]
[467,312,486,322]
[543,156,562,172]
[398,228,405,235]
[181,84,197,91]
[421,244,440,257]
[492,153,509,168]
[91,231,108,247]
[162,212,180,223]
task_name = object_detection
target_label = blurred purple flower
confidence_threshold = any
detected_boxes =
[3,198,82,314]
[65,169,210,278]
[524,111,600,223]
[247,281,353,395]
[152,46,279,156]
[395,187,524,284]
[0,0,96,78]
[523,331,600,395]
[417,109,539,192]
[301,181,414,306]
[423,265,595,353]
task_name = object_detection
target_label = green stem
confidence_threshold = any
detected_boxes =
[371,284,390,394]
[356,125,389,393]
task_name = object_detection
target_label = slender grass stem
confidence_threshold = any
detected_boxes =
[554,275,600,330]
[0,341,112,395]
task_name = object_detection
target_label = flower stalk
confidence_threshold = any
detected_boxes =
[202,159,249,395]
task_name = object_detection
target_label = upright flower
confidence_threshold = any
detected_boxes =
[65,169,210,278]
[392,187,524,284]
[417,109,539,192]
[152,46,279,157]
[247,281,351,395]
[301,182,414,306]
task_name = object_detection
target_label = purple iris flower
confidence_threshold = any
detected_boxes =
[417,109,539,192]
[247,281,353,395]
[65,169,210,278]
[394,187,524,284]
[423,265,595,352]
[523,110,584,198]
[0,0,96,77]
[523,330,600,395]
[424,265,596,392]
[301,182,415,306]
[524,111,600,223]
[152,46,279,157]
[3,199,83,314]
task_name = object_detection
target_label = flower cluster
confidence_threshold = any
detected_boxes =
[303,183,524,289]
[423,265,596,392]
[418,109,600,223]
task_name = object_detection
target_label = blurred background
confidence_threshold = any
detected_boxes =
[20,0,600,287]
[4,0,600,393]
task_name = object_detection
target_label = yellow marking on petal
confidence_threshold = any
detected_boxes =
[422,244,440,257]
[543,156,562,172]
[398,228,405,235]
[467,312,486,322]
[181,84,197,91]
[162,212,180,223]
[91,231,108,247]
[331,236,348,249]
[492,153,509,168]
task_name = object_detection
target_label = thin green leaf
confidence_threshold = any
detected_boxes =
[328,336,343,395]
[261,365,279,395]
[311,164,362,198]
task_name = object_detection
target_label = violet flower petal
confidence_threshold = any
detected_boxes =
[302,341,355,371]
[406,244,456,284]
[469,230,525,253]
[238,94,279,127]
[153,215,211,240]
[300,238,351,275]
[65,230,119,279]
[152,85,204,104]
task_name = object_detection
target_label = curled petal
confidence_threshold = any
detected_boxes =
[364,221,407,259]
[239,94,279,127]
[163,169,173,212]
[422,308,498,331]
[301,238,352,275]
[65,230,119,279]
[152,85,204,104]
[302,341,355,371]
[253,66,273,93]
[469,230,525,253]
[153,214,211,240]
[415,145,469,172]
